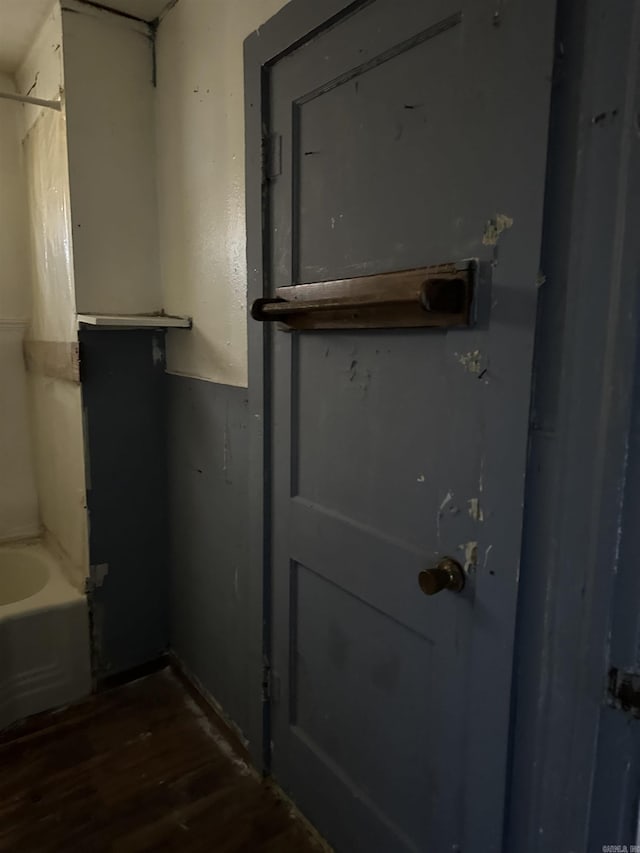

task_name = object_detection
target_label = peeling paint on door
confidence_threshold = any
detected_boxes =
[458,541,478,572]
[482,213,514,245]
[468,498,484,522]
[455,350,483,373]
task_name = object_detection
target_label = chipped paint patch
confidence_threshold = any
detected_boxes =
[151,336,164,367]
[92,563,109,587]
[417,474,425,483]
[458,541,478,572]
[439,491,454,511]
[455,350,482,373]
[483,544,494,570]
[468,498,484,522]
[437,491,453,543]
[482,213,514,246]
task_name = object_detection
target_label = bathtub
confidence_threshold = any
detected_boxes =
[0,541,92,731]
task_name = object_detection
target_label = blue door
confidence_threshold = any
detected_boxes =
[258,1,557,849]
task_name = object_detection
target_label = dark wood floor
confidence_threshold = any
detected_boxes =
[0,669,328,852]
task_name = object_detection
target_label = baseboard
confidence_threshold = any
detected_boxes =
[168,653,251,765]
[97,654,170,691]
[168,653,333,852]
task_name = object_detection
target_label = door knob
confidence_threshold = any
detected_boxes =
[418,557,465,596]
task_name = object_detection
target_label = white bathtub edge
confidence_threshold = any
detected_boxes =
[0,540,92,731]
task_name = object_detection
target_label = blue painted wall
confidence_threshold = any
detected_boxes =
[81,329,169,678]
[166,376,259,749]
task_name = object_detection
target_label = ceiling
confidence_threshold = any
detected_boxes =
[93,0,170,22]
[0,0,170,74]
[0,0,52,73]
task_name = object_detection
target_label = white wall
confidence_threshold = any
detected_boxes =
[16,4,64,135]
[0,323,39,542]
[0,76,39,541]
[0,73,30,321]
[16,3,89,588]
[62,1,160,315]
[155,0,288,387]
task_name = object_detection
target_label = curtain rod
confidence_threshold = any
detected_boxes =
[0,90,62,110]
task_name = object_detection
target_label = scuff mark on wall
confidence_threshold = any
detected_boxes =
[482,213,513,246]
[181,688,253,776]
[591,108,618,126]
[360,368,371,398]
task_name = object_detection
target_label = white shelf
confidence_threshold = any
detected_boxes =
[77,314,192,329]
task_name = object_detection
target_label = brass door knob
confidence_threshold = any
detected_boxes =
[418,557,465,596]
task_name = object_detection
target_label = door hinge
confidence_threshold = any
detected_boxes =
[262,665,281,704]
[263,133,282,181]
[608,667,640,718]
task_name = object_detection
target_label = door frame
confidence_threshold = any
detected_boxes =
[506,0,640,849]
[244,0,640,847]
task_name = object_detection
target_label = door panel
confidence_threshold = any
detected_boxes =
[294,16,463,283]
[264,1,556,850]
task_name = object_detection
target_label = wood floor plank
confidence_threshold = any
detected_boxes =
[0,670,328,853]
